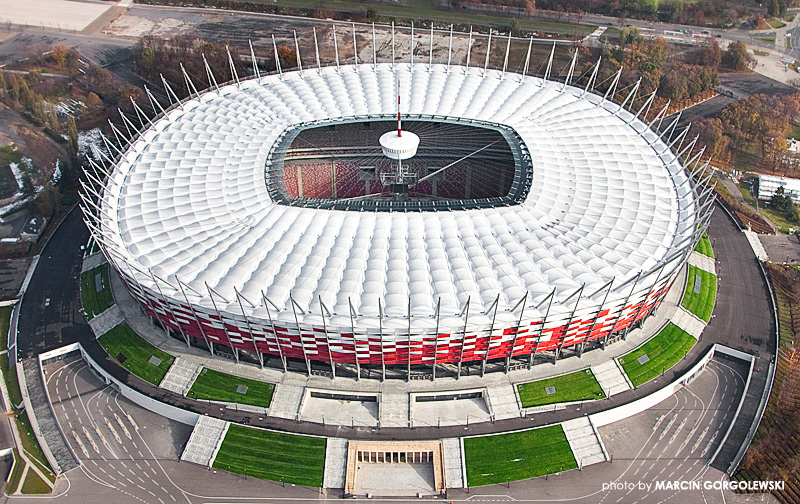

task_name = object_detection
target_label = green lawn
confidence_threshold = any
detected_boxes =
[80,264,114,320]
[97,323,174,385]
[517,369,605,408]
[693,233,714,258]
[784,14,796,22]
[213,425,326,487]
[753,49,770,56]
[682,266,717,323]
[754,37,776,44]
[187,368,275,408]
[618,323,696,387]
[768,19,786,29]
[464,425,577,486]
[760,207,797,234]
[20,469,51,494]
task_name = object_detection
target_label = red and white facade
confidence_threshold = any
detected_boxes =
[83,61,712,378]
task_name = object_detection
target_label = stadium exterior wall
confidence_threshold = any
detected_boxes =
[111,265,677,368]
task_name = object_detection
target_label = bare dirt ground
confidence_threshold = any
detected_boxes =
[0,103,62,186]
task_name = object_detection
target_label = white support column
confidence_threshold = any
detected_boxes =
[501,33,511,79]
[272,35,283,77]
[206,283,239,363]
[431,298,440,381]
[465,26,472,71]
[290,295,312,376]
[429,24,434,70]
[410,22,414,69]
[530,288,555,367]
[176,277,214,354]
[604,273,640,348]
[457,296,470,378]
[483,31,492,75]
[333,24,340,72]
[349,297,361,380]
[521,36,532,81]
[235,288,263,369]
[506,292,527,372]
[249,40,260,79]
[313,27,322,71]
[293,30,303,75]
[262,291,287,372]
[372,23,377,70]
[447,25,453,71]
[319,297,336,379]
[353,23,359,70]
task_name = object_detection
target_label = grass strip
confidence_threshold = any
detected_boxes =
[80,264,114,320]
[213,425,326,487]
[14,412,56,483]
[618,323,696,387]
[97,323,174,385]
[693,233,714,258]
[681,266,717,323]
[5,449,23,494]
[188,368,275,408]
[20,468,50,494]
[517,369,605,408]
[464,425,577,486]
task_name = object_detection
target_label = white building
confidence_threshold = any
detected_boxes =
[758,174,800,203]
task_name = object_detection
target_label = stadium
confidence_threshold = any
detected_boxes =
[82,54,712,380]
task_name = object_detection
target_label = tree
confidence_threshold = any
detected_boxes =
[66,116,79,164]
[723,41,755,71]
[767,0,779,18]
[692,40,721,68]
[51,44,69,67]
[85,92,102,110]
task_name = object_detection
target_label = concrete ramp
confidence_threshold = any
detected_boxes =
[442,438,464,489]
[591,361,632,397]
[485,383,521,420]
[267,382,304,420]
[180,416,228,467]
[159,358,202,396]
[561,417,608,468]
[671,307,705,339]
[323,438,348,489]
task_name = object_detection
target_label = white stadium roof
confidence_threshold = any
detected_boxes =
[97,62,699,331]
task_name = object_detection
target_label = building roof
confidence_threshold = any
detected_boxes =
[97,63,698,331]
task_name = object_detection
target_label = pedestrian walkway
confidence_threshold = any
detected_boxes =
[323,438,348,489]
[591,360,632,397]
[688,251,716,274]
[86,305,123,337]
[485,383,521,421]
[744,230,769,261]
[80,253,106,273]
[267,380,305,420]
[442,437,464,489]
[671,307,706,339]
[561,417,607,468]
[180,415,228,467]
[158,358,201,396]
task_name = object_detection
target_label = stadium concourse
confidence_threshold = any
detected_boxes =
[82,57,712,382]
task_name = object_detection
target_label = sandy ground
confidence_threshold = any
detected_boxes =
[0,0,113,32]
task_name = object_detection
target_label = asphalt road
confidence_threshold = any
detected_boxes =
[37,351,763,503]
